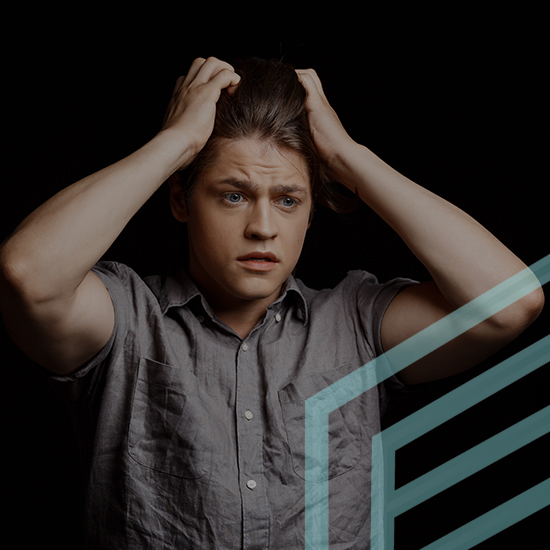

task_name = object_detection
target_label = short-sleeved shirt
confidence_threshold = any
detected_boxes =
[49,261,416,549]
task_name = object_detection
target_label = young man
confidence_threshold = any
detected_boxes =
[0,57,544,548]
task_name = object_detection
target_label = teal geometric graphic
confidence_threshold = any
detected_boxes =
[371,337,550,549]
[304,254,550,549]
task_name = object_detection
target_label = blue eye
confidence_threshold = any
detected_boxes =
[280,197,297,207]
[225,193,243,203]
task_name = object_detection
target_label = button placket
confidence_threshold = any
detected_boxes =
[234,334,269,546]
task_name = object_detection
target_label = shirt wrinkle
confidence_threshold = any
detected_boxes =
[48,260,416,550]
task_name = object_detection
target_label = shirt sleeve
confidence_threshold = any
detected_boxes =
[45,261,134,390]
[354,270,418,392]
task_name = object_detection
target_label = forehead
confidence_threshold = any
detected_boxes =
[200,138,311,193]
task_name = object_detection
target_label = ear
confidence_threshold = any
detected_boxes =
[169,174,189,222]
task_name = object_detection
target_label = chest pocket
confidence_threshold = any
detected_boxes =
[127,357,212,479]
[278,362,381,482]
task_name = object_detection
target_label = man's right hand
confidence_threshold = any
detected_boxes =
[160,57,241,170]
[0,56,240,375]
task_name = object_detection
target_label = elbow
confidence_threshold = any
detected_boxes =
[523,284,545,324]
[516,281,545,328]
[0,246,27,302]
[0,243,19,291]
[0,243,47,306]
[488,283,545,339]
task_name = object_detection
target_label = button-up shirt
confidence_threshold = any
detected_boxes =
[50,261,416,549]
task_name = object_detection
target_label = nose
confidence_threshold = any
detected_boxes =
[245,201,278,240]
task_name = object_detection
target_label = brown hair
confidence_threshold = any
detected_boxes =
[174,57,357,216]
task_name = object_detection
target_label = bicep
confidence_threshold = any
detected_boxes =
[380,281,509,385]
[2,271,114,375]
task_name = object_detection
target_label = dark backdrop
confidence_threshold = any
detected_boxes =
[2,6,548,548]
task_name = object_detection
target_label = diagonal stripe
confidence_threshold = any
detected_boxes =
[382,334,550,451]
[420,478,550,550]
[373,334,550,550]
[388,405,550,516]
[308,258,548,420]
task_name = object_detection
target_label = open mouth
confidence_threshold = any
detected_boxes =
[237,253,279,271]
[238,252,279,262]
[246,257,274,262]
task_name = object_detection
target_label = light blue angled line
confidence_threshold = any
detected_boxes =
[381,334,550,452]
[371,429,399,550]
[371,333,550,550]
[305,253,550,550]
[370,432,386,550]
[388,405,550,516]
[420,478,550,550]
[380,263,546,383]
[307,259,546,422]
[307,257,549,422]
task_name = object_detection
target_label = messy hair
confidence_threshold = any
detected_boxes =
[173,57,357,216]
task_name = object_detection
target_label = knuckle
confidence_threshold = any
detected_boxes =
[213,67,236,82]
[207,56,234,71]
[189,57,206,71]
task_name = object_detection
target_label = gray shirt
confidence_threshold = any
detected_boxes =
[50,261,416,549]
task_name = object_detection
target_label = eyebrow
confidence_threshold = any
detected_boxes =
[215,177,310,196]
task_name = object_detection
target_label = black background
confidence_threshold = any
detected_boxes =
[2,5,548,548]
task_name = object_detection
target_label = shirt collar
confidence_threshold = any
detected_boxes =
[153,269,309,325]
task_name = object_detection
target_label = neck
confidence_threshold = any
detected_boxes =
[186,262,284,339]
[211,291,279,338]
[215,306,267,339]
[189,276,281,339]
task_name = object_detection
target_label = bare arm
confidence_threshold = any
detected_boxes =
[297,69,544,384]
[0,57,241,374]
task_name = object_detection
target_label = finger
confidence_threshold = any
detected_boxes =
[192,57,237,86]
[296,69,324,95]
[180,57,207,86]
[226,83,240,96]
[208,67,241,94]
[296,70,330,111]
[170,75,186,98]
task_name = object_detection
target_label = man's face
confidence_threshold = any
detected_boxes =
[171,138,312,313]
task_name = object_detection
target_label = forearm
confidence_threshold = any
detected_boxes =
[333,142,538,310]
[0,129,188,302]
[298,67,543,383]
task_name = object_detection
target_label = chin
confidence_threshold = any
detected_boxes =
[231,278,284,301]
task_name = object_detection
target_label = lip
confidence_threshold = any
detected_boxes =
[238,251,279,262]
[237,251,279,272]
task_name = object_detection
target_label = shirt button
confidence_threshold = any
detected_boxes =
[244,410,253,420]
[275,313,282,322]
[196,315,204,323]
[246,479,257,490]
[241,343,249,352]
